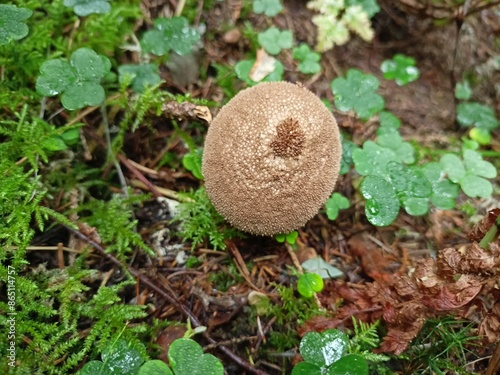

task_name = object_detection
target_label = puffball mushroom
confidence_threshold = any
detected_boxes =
[202,82,341,236]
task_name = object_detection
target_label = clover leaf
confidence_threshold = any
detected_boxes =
[139,360,173,375]
[360,175,400,226]
[293,44,321,74]
[169,338,223,375]
[36,47,111,110]
[118,64,162,93]
[331,69,385,120]
[234,58,284,85]
[0,4,33,45]
[377,111,401,135]
[455,81,472,100]
[258,27,293,55]
[297,273,324,298]
[440,150,497,198]
[456,102,499,130]
[182,148,203,180]
[421,162,458,209]
[325,193,350,221]
[298,330,349,370]
[340,136,356,174]
[328,354,369,375]
[381,54,419,86]
[141,17,200,56]
[253,0,283,17]
[346,0,380,17]
[63,0,111,16]
[275,230,298,244]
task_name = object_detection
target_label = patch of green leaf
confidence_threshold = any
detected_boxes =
[36,47,111,110]
[331,69,385,120]
[456,102,499,130]
[169,338,224,375]
[381,54,420,86]
[360,175,400,226]
[118,64,162,93]
[257,27,293,55]
[0,4,33,45]
[297,273,324,298]
[63,0,111,16]
[293,44,321,74]
[182,148,204,180]
[253,0,283,17]
[440,149,497,198]
[377,111,401,135]
[455,81,472,100]
[276,230,298,244]
[301,257,343,279]
[141,17,200,56]
[325,192,350,221]
[345,0,380,17]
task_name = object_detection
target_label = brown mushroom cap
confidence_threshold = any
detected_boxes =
[202,82,342,236]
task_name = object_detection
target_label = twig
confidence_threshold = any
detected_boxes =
[68,227,269,375]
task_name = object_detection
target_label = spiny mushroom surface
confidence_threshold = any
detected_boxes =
[202,82,342,236]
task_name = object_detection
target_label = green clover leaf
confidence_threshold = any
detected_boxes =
[377,129,415,164]
[253,0,283,17]
[381,54,420,86]
[325,193,350,221]
[377,111,401,135]
[299,330,349,369]
[331,69,385,120]
[141,17,200,56]
[275,230,298,244]
[328,354,369,375]
[456,102,499,130]
[297,273,324,298]
[360,175,400,226]
[455,81,472,100]
[36,48,111,110]
[63,0,111,16]
[118,64,162,93]
[293,44,321,74]
[182,148,204,180]
[0,4,33,45]
[234,58,284,85]
[440,150,497,198]
[139,360,173,375]
[258,27,293,55]
[169,338,223,375]
[421,162,458,210]
[340,136,356,174]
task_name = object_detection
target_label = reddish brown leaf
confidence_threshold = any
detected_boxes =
[468,208,500,242]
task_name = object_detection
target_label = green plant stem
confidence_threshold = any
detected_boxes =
[478,214,500,250]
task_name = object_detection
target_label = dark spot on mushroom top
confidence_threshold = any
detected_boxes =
[270,118,305,159]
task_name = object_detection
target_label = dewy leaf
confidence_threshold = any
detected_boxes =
[36,47,110,110]
[463,149,497,179]
[421,162,458,210]
[328,354,369,375]
[141,17,200,56]
[297,273,324,298]
[331,69,385,120]
[63,0,111,16]
[0,4,33,45]
[169,338,224,375]
[300,330,349,369]
[118,64,162,93]
[302,257,343,279]
[138,360,173,375]
[456,102,499,130]
[258,27,293,55]
[377,130,415,164]
[377,111,401,134]
[253,0,283,17]
[79,361,114,375]
[352,141,397,177]
[325,192,350,221]
[360,175,400,226]
[36,59,78,96]
[101,338,146,375]
[381,54,420,86]
[340,137,356,174]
